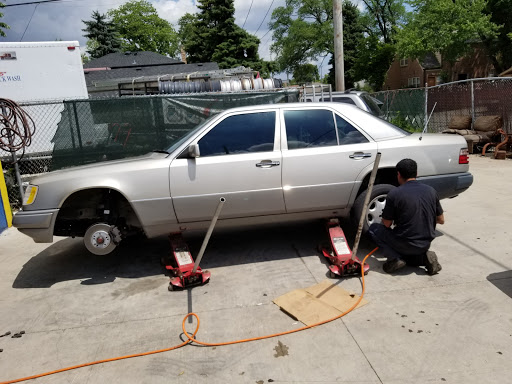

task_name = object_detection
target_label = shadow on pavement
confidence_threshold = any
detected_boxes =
[12,218,391,289]
[12,234,170,289]
[487,270,512,299]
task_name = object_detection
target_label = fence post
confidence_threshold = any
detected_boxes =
[471,80,475,130]
[424,83,428,131]
[72,101,83,151]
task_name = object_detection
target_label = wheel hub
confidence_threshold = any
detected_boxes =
[84,223,118,255]
[91,230,111,248]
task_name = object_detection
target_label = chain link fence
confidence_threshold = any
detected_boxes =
[373,77,512,134]
[1,90,298,210]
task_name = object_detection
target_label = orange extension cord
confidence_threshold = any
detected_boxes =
[0,248,378,384]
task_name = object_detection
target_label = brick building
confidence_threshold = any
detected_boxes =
[383,45,496,90]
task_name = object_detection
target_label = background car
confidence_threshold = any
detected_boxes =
[303,90,384,117]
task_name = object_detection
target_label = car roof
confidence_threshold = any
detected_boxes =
[219,101,361,114]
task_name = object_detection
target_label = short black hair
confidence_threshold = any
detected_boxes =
[396,158,417,180]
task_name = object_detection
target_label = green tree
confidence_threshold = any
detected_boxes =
[108,0,179,57]
[180,0,263,69]
[353,35,395,91]
[360,0,405,44]
[259,60,279,78]
[293,63,319,84]
[0,1,9,37]
[482,0,512,74]
[178,13,198,47]
[82,11,122,59]
[396,0,499,80]
[270,0,364,89]
[353,0,406,90]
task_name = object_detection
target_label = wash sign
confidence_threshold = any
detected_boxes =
[0,162,12,233]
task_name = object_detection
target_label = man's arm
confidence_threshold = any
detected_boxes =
[382,218,393,228]
[436,214,445,225]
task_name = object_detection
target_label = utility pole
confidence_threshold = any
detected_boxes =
[333,0,345,91]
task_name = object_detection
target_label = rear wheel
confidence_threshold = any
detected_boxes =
[352,184,395,233]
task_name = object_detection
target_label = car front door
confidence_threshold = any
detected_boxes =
[169,110,285,223]
[280,107,378,212]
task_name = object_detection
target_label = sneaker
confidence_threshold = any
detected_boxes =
[383,258,406,273]
[425,251,442,275]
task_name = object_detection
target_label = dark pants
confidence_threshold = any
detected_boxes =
[369,223,429,265]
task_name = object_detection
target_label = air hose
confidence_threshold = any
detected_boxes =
[0,99,35,163]
[0,247,377,384]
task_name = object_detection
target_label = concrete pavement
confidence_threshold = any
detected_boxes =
[0,155,511,384]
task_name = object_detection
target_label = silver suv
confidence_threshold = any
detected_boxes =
[304,90,384,117]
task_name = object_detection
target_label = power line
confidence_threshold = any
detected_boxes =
[242,0,254,29]
[254,0,275,35]
[20,4,38,41]
[5,0,62,7]
[259,28,271,41]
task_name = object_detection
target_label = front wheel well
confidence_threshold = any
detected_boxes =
[54,188,142,238]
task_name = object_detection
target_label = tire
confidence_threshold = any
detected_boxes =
[351,184,395,233]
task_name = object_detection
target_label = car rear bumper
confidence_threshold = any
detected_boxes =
[417,172,473,199]
[12,209,59,243]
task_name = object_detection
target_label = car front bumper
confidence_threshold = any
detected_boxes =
[12,209,59,243]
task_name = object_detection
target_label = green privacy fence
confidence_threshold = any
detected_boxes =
[51,90,298,171]
[1,89,298,209]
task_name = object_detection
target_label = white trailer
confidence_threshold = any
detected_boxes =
[0,41,89,186]
[0,40,88,102]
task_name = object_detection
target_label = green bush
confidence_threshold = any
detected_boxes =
[389,112,421,133]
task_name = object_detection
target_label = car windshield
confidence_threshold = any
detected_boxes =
[361,93,384,117]
[164,114,218,153]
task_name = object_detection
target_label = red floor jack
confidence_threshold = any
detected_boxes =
[320,152,382,278]
[165,197,225,291]
[320,218,370,278]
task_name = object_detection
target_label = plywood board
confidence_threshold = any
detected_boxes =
[273,280,368,326]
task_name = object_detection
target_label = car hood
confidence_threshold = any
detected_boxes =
[31,152,169,184]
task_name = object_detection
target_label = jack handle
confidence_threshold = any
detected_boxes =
[351,152,381,260]
[192,197,226,273]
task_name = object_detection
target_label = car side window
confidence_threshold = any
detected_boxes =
[198,112,275,156]
[284,109,337,149]
[335,114,369,145]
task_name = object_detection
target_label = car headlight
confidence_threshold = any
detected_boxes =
[23,185,39,205]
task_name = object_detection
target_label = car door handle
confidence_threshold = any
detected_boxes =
[256,160,280,168]
[349,152,372,159]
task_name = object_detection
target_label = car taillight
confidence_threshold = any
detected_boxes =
[459,148,469,164]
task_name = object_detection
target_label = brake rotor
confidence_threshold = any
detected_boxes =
[84,223,117,255]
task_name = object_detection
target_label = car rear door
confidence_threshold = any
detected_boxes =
[169,109,285,223]
[280,106,378,212]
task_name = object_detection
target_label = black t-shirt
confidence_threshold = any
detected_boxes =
[382,180,443,249]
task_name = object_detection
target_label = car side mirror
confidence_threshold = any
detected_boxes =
[188,144,200,158]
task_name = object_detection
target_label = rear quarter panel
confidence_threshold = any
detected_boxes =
[375,133,469,176]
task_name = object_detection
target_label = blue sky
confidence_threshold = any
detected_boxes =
[0,0,358,78]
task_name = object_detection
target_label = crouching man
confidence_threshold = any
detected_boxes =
[369,158,443,275]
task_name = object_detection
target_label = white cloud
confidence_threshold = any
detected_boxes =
[152,0,197,26]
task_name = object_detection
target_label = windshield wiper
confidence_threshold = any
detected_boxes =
[152,149,170,154]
